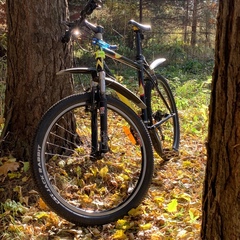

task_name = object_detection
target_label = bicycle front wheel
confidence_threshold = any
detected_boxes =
[31,93,153,226]
[145,74,180,160]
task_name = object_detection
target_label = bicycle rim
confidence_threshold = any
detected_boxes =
[32,93,153,225]
[146,75,180,160]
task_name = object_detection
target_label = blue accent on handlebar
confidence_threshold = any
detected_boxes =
[92,38,118,50]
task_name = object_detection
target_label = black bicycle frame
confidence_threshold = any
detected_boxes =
[93,30,151,124]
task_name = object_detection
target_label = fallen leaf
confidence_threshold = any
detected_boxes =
[38,198,49,211]
[8,224,24,232]
[99,166,108,178]
[139,223,152,230]
[177,229,187,238]
[113,229,127,239]
[8,172,21,179]
[22,162,30,172]
[116,219,131,230]
[0,161,20,176]
[166,199,178,213]
[189,208,200,223]
[128,206,143,217]
[34,211,50,220]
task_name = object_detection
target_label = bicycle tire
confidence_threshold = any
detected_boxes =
[145,74,180,160]
[31,93,153,226]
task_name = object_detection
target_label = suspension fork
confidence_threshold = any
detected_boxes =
[94,47,108,154]
[90,84,98,157]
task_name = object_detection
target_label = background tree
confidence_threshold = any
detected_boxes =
[0,0,6,57]
[0,0,218,161]
[201,1,240,239]
[191,0,198,46]
[0,0,72,160]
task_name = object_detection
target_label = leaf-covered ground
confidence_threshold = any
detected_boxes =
[0,77,209,239]
[0,133,206,240]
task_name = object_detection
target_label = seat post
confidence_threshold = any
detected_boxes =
[135,30,144,62]
[134,30,148,123]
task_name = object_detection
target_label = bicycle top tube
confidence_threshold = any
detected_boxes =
[92,37,141,70]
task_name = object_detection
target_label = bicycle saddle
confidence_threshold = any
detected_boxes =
[128,19,151,31]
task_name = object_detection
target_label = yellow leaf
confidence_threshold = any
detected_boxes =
[189,208,200,222]
[113,230,127,239]
[167,199,178,212]
[8,172,21,179]
[139,223,152,230]
[116,219,127,228]
[90,166,98,177]
[154,196,165,206]
[175,193,191,202]
[116,219,131,230]
[128,206,143,217]
[119,173,129,181]
[99,166,108,178]
[182,160,192,168]
[8,224,24,232]
[34,211,50,219]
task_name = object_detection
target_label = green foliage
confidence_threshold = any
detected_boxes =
[1,199,28,217]
[175,79,210,139]
[153,59,212,139]
[160,59,213,82]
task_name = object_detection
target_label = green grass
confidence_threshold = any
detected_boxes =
[115,59,212,140]
[162,60,211,139]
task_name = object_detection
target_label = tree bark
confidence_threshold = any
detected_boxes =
[201,1,240,239]
[191,0,198,46]
[1,0,73,160]
[184,0,190,44]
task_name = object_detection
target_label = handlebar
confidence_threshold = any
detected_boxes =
[62,0,101,43]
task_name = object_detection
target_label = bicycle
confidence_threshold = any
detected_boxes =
[31,0,180,226]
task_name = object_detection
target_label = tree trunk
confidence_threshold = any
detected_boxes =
[1,0,73,161]
[201,1,240,239]
[184,0,190,44]
[191,0,198,46]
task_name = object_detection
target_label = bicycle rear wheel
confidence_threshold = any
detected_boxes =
[31,93,153,225]
[145,74,180,160]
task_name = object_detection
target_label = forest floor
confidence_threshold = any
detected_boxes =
[0,131,206,240]
[0,66,210,239]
